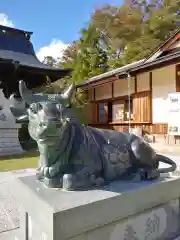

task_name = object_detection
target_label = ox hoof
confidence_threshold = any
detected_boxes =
[93,177,105,186]
[36,167,44,181]
[62,174,76,191]
[131,173,142,183]
[43,166,58,179]
[44,177,62,188]
[90,175,105,186]
[44,167,51,178]
[62,174,104,191]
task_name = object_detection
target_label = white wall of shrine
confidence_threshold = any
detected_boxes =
[152,65,176,124]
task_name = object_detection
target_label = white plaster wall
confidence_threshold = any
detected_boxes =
[113,78,135,98]
[95,82,112,100]
[136,72,150,92]
[152,65,176,123]
[88,88,94,101]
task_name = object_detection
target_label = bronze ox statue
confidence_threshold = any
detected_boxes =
[9,80,176,190]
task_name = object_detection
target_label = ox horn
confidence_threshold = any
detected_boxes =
[19,80,76,104]
[9,93,19,109]
[19,80,35,104]
[9,93,25,108]
[19,80,46,104]
[60,83,76,102]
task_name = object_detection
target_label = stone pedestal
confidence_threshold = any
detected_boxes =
[0,124,23,156]
[0,89,23,156]
[13,175,180,240]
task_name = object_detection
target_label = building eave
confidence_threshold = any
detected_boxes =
[130,50,180,73]
[77,28,180,89]
[144,29,180,63]
[77,50,180,88]
[0,25,33,37]
[77,59,145,87]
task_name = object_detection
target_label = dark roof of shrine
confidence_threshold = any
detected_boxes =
[0,25,71,80]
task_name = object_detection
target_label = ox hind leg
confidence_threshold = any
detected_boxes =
[129,138,160,181]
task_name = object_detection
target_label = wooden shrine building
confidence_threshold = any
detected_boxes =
[77,29,180,142]
[0,25,71,98]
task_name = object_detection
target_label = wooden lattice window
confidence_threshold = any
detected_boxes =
[97,103,108,123]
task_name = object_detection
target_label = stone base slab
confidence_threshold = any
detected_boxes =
[12,175,180,240]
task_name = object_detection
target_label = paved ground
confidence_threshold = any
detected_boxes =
[0,169,35,239]
[0,153,179,239]
[151,142,180,156]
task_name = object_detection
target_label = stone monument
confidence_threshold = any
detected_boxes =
[10,81,180,240]
[10,80,177,190]
[0,87,23,156]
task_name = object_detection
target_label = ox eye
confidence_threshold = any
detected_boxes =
[56,104,62,110]
[29,103,42,114]
[30,104,37,114]
[39,122,46,127]
[36,103,43,111]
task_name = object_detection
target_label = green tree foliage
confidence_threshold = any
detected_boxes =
[41,0,180,106]
[43,56,57,67]
[61,25,108,84]
[91,0,180,67]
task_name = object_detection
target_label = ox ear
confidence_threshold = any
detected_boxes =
[10,106,28,122]
[17,115,29,122]
[9,94,28,122]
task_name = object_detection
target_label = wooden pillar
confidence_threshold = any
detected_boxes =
[93,88,95,100]
[176,64,180,92]
[149,71,152,123]
[112,81,114,98]
[134,75,137,93]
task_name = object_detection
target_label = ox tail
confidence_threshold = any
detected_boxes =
[156,154,177,174]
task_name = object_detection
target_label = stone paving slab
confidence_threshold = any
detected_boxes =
[0,228,19,240]
[0,169,35,238]
[0,182,20,232]
[151,142,180,156]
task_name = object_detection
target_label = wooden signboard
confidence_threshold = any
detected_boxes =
[168,93,180,135]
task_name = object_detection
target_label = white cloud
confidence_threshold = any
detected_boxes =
[0,13,14,27]
[36,39,68,62]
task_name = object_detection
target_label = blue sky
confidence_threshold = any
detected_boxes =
[0,0,122,60]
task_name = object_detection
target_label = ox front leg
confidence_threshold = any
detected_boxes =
[36,143,50,180]
[36,143,64,188]
[36,155,45,181]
